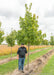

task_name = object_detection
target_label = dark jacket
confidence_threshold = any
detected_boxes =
[17,47,27,58]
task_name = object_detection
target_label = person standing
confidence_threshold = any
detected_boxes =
[17,43,27,73]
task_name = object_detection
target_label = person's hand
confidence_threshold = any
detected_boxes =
[17,57,19,60]
[17,55,19,60]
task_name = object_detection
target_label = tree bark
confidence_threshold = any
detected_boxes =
[11,47,12,58]
[28,42,30,71]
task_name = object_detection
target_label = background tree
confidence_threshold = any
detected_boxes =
[6,29,16,57]
[0,22,4,45]
[42,39,48,45]
[50,35,54,46]
[34,30,46,45]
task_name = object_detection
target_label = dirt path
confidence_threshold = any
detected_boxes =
[30,50,54,75]
[9,49,54,75]
[0,48,48,65]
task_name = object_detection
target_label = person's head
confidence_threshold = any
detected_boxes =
[21,43,24,47]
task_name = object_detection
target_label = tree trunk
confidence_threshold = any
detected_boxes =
[28,42,30,71]
[11,47,12,58]
[34,45,35,49]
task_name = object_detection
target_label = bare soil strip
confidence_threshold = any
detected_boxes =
[0,48,47,65]
[10,49,54,75]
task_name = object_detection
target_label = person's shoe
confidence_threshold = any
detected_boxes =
[21,70,24,73]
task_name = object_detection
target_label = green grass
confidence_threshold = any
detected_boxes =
[40,55,54,75]
[0,47,54,75]
[0,47,45,60]
[0,53,17,60]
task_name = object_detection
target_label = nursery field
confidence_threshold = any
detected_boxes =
[0,46,54,75]
[0,1,54,75]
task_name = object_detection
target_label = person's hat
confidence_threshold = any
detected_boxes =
[21,43,24,45]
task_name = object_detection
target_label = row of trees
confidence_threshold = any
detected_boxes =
[0,24,54,46]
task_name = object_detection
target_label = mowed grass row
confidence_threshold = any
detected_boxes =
[0,47,54,75]
[0,47,46,60]
[40,55,54,75]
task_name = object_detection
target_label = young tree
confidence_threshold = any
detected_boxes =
[6,30,16,57]
[50,36,54,46]
[16,3,39,70]
[42,39,48,45]
[16,3,46,71]
[0,22,4,44]
[34,30,46,45]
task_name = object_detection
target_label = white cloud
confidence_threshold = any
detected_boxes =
[0,0,25,18]
[0,16,20,36]
[44,6,54,17]
[38,17,54,40]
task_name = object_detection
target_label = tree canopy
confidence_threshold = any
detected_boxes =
[6,30,16,47]
[42,39,48,45]
[50,36,54,45]
[16,3,46,45]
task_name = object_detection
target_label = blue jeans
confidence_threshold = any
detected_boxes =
[18,58,25,71]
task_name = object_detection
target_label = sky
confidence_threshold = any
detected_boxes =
[0,0,54,44]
